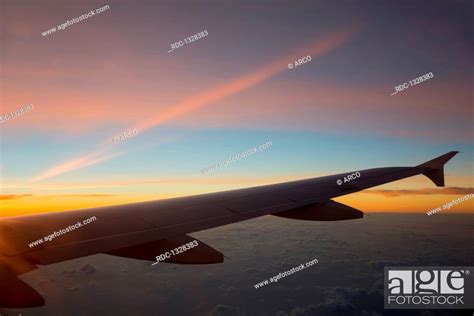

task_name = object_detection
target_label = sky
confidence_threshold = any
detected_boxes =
[1,0,473,217]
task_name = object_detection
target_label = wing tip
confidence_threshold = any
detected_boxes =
[417,151,459,169]
[418,151,459,187]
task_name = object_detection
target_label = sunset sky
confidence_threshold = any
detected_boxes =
[1,0,473,217]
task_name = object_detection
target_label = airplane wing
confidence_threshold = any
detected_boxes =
[0,151,458,307]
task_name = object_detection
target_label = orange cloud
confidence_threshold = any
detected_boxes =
[55,194,114,197]
[336,191,474,213]
[363,187,474,197]
[0,194,32,200]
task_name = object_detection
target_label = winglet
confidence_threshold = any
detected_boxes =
[417,151,458,187]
